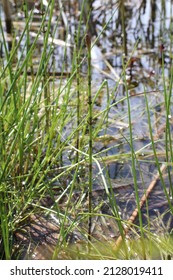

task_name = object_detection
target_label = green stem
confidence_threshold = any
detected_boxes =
[86,34,92,246]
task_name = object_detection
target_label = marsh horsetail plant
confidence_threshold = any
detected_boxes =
[85,34,92,248]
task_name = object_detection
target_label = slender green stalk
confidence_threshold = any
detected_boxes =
[120,0,127,56]
[41,0,55,130]
[122,59,146,259]
[74,2,87,165]
[75,31,81,165]
[161,51,173,197]
[19,1,31,175]
[85,34,92,246]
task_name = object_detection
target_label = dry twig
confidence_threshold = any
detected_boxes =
[113,163,167,251]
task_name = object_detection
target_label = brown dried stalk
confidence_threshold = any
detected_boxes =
[113,163,167,251]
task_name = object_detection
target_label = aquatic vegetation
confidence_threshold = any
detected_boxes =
[0,0,173,260]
